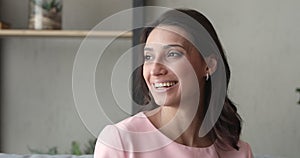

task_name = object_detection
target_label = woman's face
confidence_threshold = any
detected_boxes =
[143,25,208,107]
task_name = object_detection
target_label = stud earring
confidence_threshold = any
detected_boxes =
[206,73,209,81]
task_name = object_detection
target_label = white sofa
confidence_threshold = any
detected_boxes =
[0,154,93,158]
[0,153,275,158]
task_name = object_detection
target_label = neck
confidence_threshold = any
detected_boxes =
[146,104,214,148]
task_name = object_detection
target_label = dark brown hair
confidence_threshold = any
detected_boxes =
[133,9,242,150]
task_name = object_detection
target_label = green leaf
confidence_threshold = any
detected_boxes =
[28,146,44,154]
[47,147,58,155]
[84,139,96,154]
[28,139,96,155]
[42,3,51,11]
[71,141,82,155]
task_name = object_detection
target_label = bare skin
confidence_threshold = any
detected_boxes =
[143,25,217,148]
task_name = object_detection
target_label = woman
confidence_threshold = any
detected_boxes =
[94,9,253,158]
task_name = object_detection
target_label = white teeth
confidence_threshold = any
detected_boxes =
[154,82,177,88]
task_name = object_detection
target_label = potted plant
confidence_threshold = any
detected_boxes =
[28,0,63,30]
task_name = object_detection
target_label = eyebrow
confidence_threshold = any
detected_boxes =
[163,44,185,49]
[144,44,185,51]
[144,47,153,52]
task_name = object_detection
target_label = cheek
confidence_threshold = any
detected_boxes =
[190,59,207,80]
[172,60,204,87]
[170,62,192,78]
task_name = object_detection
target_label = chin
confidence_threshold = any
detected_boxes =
[152,98,165,106]
[153,97,179,107]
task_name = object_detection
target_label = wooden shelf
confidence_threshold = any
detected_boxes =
[0,29,132,38]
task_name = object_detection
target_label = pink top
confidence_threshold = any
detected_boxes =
[94,112,253,158]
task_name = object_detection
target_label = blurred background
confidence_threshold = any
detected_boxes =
[0,0,299,158]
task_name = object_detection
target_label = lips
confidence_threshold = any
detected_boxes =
[153,81,178,89]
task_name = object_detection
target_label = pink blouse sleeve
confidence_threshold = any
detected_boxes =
[245,142,254,158]
[94,125,127,158]
[218,140,254,158]
[94,140,126,158]
[234,141,254,158]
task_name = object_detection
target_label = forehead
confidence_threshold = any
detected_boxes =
[146,25,192,46]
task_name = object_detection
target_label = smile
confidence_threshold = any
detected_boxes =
[153,81,178,89]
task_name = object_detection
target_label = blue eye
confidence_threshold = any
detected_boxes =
[144,54,153,61]
[167,51,183,58]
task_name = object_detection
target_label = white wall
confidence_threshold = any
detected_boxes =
[1,37,132,154]
[148,0,300,158]
[0,0,132,154]
[1,38,94,153]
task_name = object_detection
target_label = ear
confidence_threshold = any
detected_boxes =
[205,54,218,75]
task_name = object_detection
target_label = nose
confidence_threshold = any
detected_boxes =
[150,62,167,76]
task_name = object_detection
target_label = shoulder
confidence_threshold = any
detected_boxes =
[96,112,171,152]
[94,125,127,158]
[217,140,253,158]
[115,112,155,132]
[238,140,253,155]
[97,125,123,150]
[96,112,153,149]
[238,140,253,158]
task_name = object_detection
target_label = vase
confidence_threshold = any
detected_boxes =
[28,0,62,30]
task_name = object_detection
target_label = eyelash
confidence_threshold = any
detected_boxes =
[144,54,152,61]
[167,51,183,57]
[143,50,184,62]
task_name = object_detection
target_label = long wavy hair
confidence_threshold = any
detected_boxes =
[133,9,242,150]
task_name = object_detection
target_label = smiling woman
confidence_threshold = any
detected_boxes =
[94,8,253,158]
[142,25,208,108]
